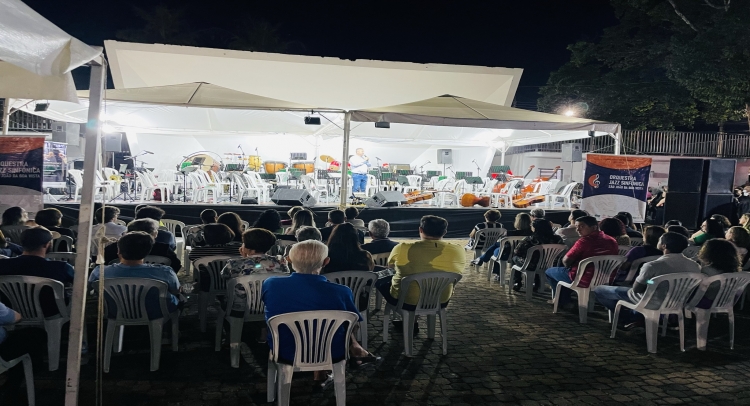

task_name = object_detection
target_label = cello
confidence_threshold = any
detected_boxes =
[512,166,562,208]
[492,165,534,193]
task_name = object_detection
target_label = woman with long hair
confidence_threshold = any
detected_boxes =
[322,223,374,274]
[696,238,741,308]
[613,226,665,283]
[510,218,563,291]
[218,212,244,242]
[740,213,750,233]
[285,209,316,235]
[690,218,725,246]
[1,207,27,226]
[725,226,750,262]
[252,209,283,234]
[599,217,630,246]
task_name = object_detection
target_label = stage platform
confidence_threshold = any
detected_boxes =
[45,202,571,239]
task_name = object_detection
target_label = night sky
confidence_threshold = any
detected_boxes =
[25,0,617,108]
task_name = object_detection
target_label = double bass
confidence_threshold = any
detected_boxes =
[460,193,490,207]
[492,165,534,194]
[512,166,562,208]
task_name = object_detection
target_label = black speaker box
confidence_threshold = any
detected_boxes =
[365,191,407,207]
[704,159,736,194]
[103,133,123,152]
[663,192,702,229]
[702,193,735,220]
[668,159,704,193]
[271,189,316,207]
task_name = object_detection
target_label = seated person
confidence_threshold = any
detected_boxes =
[284,226,323,269]
[0,227,74,316]
[667,225,690,238]
[218,212,245,243]
[725,226,750,261]
[252,209,283,234]
[319,210,364,244]
[186,209,217,247]
[262,240,377,385]
[473,212,534,267]
[103,219,182,272]
[613,225,665,283]
[0,206,29,241]
[555,209,588,242]
[0,231,22,257]
[600,217,631,246]
[545,216,619,306]
[89,232,182,320]
[510,219,563,292]
[280,206,303,227]
[361,219,399,255]
[689,218,725,246]
[322,223,374,274]
[188,224,242,262]
[135,206,176,250]
[33,208,76,250]
[696,239,741,308]
[0,302,47,402]
[711,214,732,232]
[664,219,682,227]
[740,214,750,233]
[529,208,545,220]
[284,209,316,236]
[344,207,366,228]
[615,212,643,238]
[466,209,505,249]
[91,206,127,239]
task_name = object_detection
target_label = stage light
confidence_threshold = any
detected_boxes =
[564,109,576,117]
[304,116,321,125]
[375,121,390,128]
[34,103,49,112]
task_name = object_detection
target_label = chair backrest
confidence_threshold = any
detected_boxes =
[370,252,390,267]
[241,220,250,231]
[689,272,750,310]
[46,252,76,265]
[68,169,83,186]
[499,179,521,195]
[115,219,127,227]
[102,167,119,179]
[533,181,554,195]
[637,273,703,311]
[406,175,422,188]
[161,219,186,237]
[227,273,286,317]
[1,225,28,243]
[194,256,232,292]
[617,245,631,256]
[682,246,700,260]
[268,310,358,370]
[624,255,662,283]
[495,236,527,259]
[324,271,377,304]
[134,170,152,187]
[520,244,567,272]
[629,237,644,247]
[453,179,467,194]
[468,228,506,251]
[0,276,68,321]
[396,271,463,315]
[558,182,578,197]
[144,255,172,266]
[572,255,627,288]
[51,235,74,252]
[103,277,170,321]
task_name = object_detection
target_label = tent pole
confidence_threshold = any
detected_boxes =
[339,111,351,208]
[64,57,106,406]
[613,132,621,155]
[500,146,506,166]
[1,98,9,135]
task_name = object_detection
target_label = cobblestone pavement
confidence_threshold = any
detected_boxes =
[11,240,750,405]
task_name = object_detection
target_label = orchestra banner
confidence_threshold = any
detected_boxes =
[581,154,652,223]
[0,137,45,214]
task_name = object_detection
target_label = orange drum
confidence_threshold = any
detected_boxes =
[292,161,315,174]
[247,155,261,171]
[264,161,287,174]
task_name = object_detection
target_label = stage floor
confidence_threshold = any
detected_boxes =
[46,201,571,238]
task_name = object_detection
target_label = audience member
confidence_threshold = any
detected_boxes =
[725,226,750,260]
[91,206,127,238]
[0,206,30,239]
[664,219,682,227]
[555,209,588,241]
[614,226,666,282]
[188,223,242,261]
[0,302,47,403]
[135,206,176,250]
[252,209,283,234]
[344,207,366,228]
[362,219,398,255]
[529,208,545,220]
[738,186,750,219]
[185,209,218,247]
[322,223,374,274]
[740,213,750,233]
[201,209,218,224]
[545,216,619,306]
[319,209,364,244]
[0,231,22,257]
[218,212,245,243]
[89,232,182,320]
[281,206,303,226]
[599,217,631,246]
[510,219,563,291]
[696,239,741,308]
[34,208,77,246]
[103,219,181,272]
[285,209,316,236]
[615,212,643,238]
[473,212,533,267]
[689,218,724,246]
[711,214,732,232]
[466,209,505,249]
[667,225,690,238]
[295,226,322,242]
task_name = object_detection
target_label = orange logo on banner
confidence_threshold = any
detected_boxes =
[588,174,600,188]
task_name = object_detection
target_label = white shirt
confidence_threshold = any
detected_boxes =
[349,155,370,174]
[627,253,700,304]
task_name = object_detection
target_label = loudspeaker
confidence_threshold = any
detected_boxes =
[51,121,80,146]
[663,192,702,229]
[437,149,452,164]
[271,189,316,207]
[702,194,735,220]
[704,159,736,194]
[103,133,123,152]
[561,143,582,162]
[365,191,407,207]
[667,159,704,193]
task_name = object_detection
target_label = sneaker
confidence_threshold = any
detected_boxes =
[470,259,482,266]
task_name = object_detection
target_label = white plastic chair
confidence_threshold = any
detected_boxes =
[102,277,179,372]
[51,235,74,252]
[475,179,498,199]
[371,252,391,312]
[161,219,186,264]
[325,271,377,349]
[300,175,329,203]
[215,273,287,368]
[246,172,273,202]
[267,310,358,406]
[0,353,35,405]
[68,169,108,201]
[623,255,662,284]
[629,237,644,247]
[509,244,567,301]
[0,276,69,371]
[466,228,506,263]
[194,256,232,332]
[382,272,462,357]
[46,252,76,265]
[143,255,172,266]
[403,175,422,194]
[546,182,579,209]
[617,245,631,256]
[490,179,521,208]
[487,236,526,285]
[366,174,379,197]
[685,272,750,350]
[552,255,627,323]
[682,246,700,260]
[610,273,703,353]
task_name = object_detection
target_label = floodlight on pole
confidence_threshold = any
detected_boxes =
[564,109,576,117]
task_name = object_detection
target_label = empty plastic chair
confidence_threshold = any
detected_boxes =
[0,353,34,405]
[325,271,377,349]
[194,256,232,332]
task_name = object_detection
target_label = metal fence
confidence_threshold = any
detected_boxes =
[506,130,750,158]
[0,98,53,132]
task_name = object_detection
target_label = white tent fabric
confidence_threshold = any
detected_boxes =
[104,41,523,110]
[0,61,78,102]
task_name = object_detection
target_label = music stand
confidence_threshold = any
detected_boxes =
[179,165,198,202]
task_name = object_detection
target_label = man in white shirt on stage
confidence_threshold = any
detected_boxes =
[350,148,371,194]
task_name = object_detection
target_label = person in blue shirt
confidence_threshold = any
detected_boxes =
[134,206,177,251]
[0,302,46,402]
[262,240,378,388]
[89,232,181,320]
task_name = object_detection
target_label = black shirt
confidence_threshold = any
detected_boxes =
[361,238,399,255]
[0,255,74,316]
[104,242,182,272]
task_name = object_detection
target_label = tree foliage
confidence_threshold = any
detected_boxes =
[539,0,750,130]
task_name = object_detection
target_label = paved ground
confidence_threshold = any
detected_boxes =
[6,240,750,405]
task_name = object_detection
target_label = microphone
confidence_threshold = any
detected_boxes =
[143,151,154,154]
[375,157,381,160]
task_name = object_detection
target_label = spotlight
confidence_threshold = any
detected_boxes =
[35,103,49,112]
[304,116,321,125]
[564,110,576,117]
[375,121,390,129]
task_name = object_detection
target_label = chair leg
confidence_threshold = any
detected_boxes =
[678,312,685,352]
[577,289,589,324]
[114,325,124,353]
[170,313,179,352]
[487,259,494,281]
[660,314,668,337]
[229,318,244,368]
[728,309,735,350]
[103,321,116,373]
[332,360,347,406]
[426,314,436,339]
[402,311,414,357]
[439,308,448,355]
[553,284,563,314]
[382,306,391,343]
[199,293,209,333]
[693,309,709,351]
[267,360,277,403]
[374,291,382,312]
[360,312,368,350]
[43,318,64,371]
[21,355,35,406]
[148,320,164,372]
[645,317,659,354]
[277,364,294,406]
[610,303,622,339]
[214,310,225,352]
[525,272,533,301]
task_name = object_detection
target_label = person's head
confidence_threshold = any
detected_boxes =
[291,209,315,230]
[615,212,635,229]
[134,206,164,222]
[711,214,731,230]
[355,148,364,157]
[701,218,724,238]
[295,226,322,242]
[126,218,159,238]
[200,209,218,224]
[217,212,243,238]
[726,226,750,249]
[665,219,683,227]
[368,219,390,240]
[19,227,54,254]
[117,231,154,261]
[344,207,359,220]
[203,223,235,245]
[568,209,588,224]
[529,208,545,220]
[420,215,448,239]
[574,216,599,237]
[698,239,740,273]
[2,206,28,226]
[241,228,276,255]
[253,209,282,233]
[657,232,689,254]
[599,218,626,239]
[514,213,532,231]
[484,209,501,223]
[531,219,555,239]
[288,240,329,274]
[95,206,121,224]
[643,225,666,247]
[34,208,63,228]
[667,225,690,238]
[740,213,750,226]
[287,206,303,220]
[328,209,346,225]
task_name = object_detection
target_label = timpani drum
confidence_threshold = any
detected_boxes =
[247,155,261,171]
[292,161,315,174]
[264,161,287,174]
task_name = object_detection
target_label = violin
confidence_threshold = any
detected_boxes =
[492,165,533,193]
[460,193,490,207]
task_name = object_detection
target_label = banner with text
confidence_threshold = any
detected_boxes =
[0,137,45,214]
[581,154,652,223]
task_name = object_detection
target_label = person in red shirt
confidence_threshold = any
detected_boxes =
[544,215,619,306]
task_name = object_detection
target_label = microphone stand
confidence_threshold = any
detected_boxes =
[375,157,383,191]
